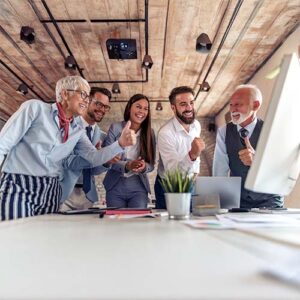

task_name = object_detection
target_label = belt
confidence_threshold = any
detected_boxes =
[75,183,84,188]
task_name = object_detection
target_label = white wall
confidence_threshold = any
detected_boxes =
[214,26,300,207]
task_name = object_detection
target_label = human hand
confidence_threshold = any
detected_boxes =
[189,136,205,160]
[126,157,145,173]
[95,140,102,150]
[118,121,136,148]
[238,137,255,166]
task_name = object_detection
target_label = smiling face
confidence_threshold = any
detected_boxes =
[230,88,259,127]
[171,92,195,125]
[85,92,110,124]
[129,99,149,128]
[61,87,90,117]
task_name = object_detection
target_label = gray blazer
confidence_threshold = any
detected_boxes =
[102,121,155,194]
[60,124,107,203]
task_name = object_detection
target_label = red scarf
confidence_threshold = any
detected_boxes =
[56,102,73,143]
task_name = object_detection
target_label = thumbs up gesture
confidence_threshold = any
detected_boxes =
[189,136,206,161]
[118,121,136,148]
[238,137,255,166]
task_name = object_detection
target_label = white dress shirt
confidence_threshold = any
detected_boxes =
[157,117,201,178]
[213,118,258,176]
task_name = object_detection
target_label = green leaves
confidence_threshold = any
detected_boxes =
[160,169,194,193]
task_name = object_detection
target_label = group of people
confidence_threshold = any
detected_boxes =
[0,75,282,221]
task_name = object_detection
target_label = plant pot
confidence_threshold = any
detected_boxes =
[165,193,191,220]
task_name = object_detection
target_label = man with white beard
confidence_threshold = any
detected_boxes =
[213,84,283,209]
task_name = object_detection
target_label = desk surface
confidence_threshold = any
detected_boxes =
[1,214,300,300]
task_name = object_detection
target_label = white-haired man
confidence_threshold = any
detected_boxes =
[0,76,136,220]
[213,84,283,209]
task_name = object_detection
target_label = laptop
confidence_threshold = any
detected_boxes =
[194,177,241,209]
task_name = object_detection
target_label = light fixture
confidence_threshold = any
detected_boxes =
[16,83,28,95]
[64,56,76,70]
[112,83,121,94]
[156,102,163,111]
[200,82,210,92]
[20,26,35,44]
[196,33,212,53]
[142,54,153,69]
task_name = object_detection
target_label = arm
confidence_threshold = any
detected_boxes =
[0,100,38,165]
[212,126,230,176]
[73,121,135,167]
[158,129,199,173]
[102,123,128,174]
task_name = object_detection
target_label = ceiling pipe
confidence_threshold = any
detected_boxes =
[195,0,244,100]
[28,0,66,60]
[41,18,146,23]
[38,0,150,84]
[41,0,85,78]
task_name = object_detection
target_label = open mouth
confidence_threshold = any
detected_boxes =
[183,111,193,118]
[135,114,145,121]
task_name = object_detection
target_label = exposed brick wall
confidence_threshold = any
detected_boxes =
[95,117,217,202]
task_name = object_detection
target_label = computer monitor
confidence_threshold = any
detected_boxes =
[245,53,300,196]
[194,177,241,209]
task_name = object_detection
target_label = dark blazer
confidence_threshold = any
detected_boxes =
[102,121,155,194]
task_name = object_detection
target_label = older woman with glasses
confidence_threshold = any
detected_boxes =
[0,76,136,221]
[102,94,156,208]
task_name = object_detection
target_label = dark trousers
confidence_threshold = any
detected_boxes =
[154,175,166,209]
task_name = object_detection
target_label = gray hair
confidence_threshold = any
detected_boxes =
[55,76,90,102]
[234,84,262,104]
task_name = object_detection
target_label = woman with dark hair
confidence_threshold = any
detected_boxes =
[103,94,155,208]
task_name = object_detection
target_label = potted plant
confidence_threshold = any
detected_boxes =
[160,169,195,220]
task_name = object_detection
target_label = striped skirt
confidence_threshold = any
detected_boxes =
[0,173,62,221]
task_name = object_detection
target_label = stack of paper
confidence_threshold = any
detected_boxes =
[184,214,300,230]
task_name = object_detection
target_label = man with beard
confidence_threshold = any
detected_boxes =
[213,84,283,208]
[155,86,206,209]
[60,87,115,211]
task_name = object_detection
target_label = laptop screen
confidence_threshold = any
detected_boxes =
[194,177,241,209]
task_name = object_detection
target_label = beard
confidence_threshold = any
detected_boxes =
[88,110,103,122]
[231,111,251,125]
[176,109,195,124]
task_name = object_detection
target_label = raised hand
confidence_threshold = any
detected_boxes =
[118,121,136,148]
[238,137,255,166]
[189,136,206,160]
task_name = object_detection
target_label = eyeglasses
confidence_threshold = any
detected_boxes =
[91,99,111,112]
[66,89,90,102]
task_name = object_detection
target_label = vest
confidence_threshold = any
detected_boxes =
[225,119,283,208]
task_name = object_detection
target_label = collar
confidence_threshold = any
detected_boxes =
[236,117,257,132]
[51,103,78,129]
[81,116,96,131]
[172,116,196,133]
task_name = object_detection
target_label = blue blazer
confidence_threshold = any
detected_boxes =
[102,121,155,194]
[60,124,107,203]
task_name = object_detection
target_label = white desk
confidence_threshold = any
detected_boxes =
[0,214,300,299]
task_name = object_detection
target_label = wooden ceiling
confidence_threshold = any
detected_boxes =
[0,0,299,122]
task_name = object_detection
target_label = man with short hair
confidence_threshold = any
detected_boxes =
[60,87,114,211]
[155,86,206,209]
[213,84,283,208]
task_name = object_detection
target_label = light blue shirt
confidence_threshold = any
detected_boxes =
[212,118,258,176]
[0,100,123,178]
